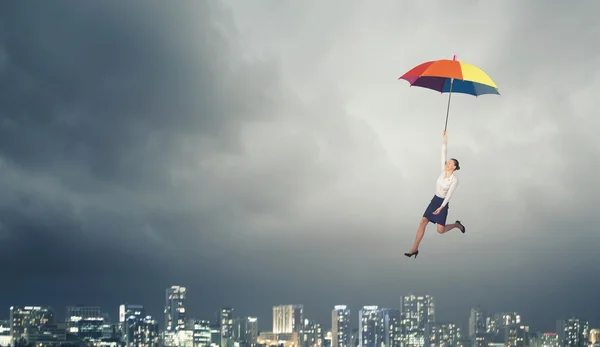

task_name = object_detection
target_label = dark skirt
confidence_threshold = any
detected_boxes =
[423,195,449,225]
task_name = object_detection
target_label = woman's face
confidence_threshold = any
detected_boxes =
[446,159,456,171]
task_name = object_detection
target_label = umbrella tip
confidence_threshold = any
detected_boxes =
[453,54,457,61]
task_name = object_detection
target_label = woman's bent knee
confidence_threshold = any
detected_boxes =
[436,225,444,233]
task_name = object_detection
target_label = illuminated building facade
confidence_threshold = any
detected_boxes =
[332,306,350,347]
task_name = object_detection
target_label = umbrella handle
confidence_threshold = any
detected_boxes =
[444,78,454,132]
[444,55,457,131]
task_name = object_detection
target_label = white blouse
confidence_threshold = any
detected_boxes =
[435,143,459,208]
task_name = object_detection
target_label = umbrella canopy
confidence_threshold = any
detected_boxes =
[399,57,500,96]
[398,55,499,130]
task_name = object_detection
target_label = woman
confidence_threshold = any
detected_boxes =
[404,130,465,259]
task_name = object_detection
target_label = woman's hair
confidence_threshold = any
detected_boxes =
[450,158,460,171]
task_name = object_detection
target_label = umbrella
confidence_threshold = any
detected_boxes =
[398,55,499,131]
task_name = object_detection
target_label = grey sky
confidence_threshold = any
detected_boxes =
[1,0,599,333]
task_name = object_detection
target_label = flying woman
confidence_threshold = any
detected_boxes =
[405,131,466,258]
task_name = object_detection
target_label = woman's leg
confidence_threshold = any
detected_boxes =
[408,217,429,252]
[436,222,465,234]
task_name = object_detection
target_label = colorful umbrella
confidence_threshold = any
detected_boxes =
[399,55,499,131]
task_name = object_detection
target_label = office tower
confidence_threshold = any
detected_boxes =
[232,317,259,347]
[120,304,146,323]
[533,332,559,347]
[211,323,221,347]
[316,323,324,347]
[400,295,435,347]
[332,306,351,347]
[557,318,590,347]
[165,286,187,333]
[359,306,384,347]
[9,306,57,344]
[504,325,529,347]
[381,309,401,347]
[189,320,211,347]
[302,319,321,347]
[273,305,304,334]
[246,317,259,346]
[65,305,105,342]
[66,306,103,321]
[426,323,461,347]
[468,307,487,338]
[220,308,234,347]
[126,316,159,347]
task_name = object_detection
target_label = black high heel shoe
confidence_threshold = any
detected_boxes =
[404,250,419,258]
[456,220,466,233]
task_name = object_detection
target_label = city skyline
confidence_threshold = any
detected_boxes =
[2,286,597,347]
[1,1,600,346]
[1,290,596,334]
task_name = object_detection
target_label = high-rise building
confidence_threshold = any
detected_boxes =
[120,304,146,323]
[210,323,221,347]
[301,319,321,347]
[126,316,159,347]
[244,317,259,347]
[359,306,384,347]
[332,306,351,347]
[504,325,529,347]
[557,318,590,347]
[426,323,461,347]
[220,308,234,347]
[65,305,105,342]
[119,304,146,342]
[9,306,57,344]
[232,317,259,347]
[165,286,187,333]
[400,295,435,347]
[468,307,487,338]
[381,309,401,347]
[190,319,211,347]
[273,305,304,334]
[532,332,559,347]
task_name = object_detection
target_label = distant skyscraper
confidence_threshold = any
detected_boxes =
[426,323,461,347]
[557,318,589,347]
[468,307,487,338]
[359,306,384,347]
[332,306,350,347]
[120,304,146,323]
[535,332,559,347]
[9,306,54,344]
[400,294,435,347]
[190,319,211,347]
[210,323,221,347]
[65,306,105,342]
[301,319,321,347]
[505,324,529,347]
[232,316,259,347]
[245,317,259,347]
[273,305,303,334]
[220,308,234,347]
[381,308,401,347]
[127,316,159,347]
[165,286,187,332]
